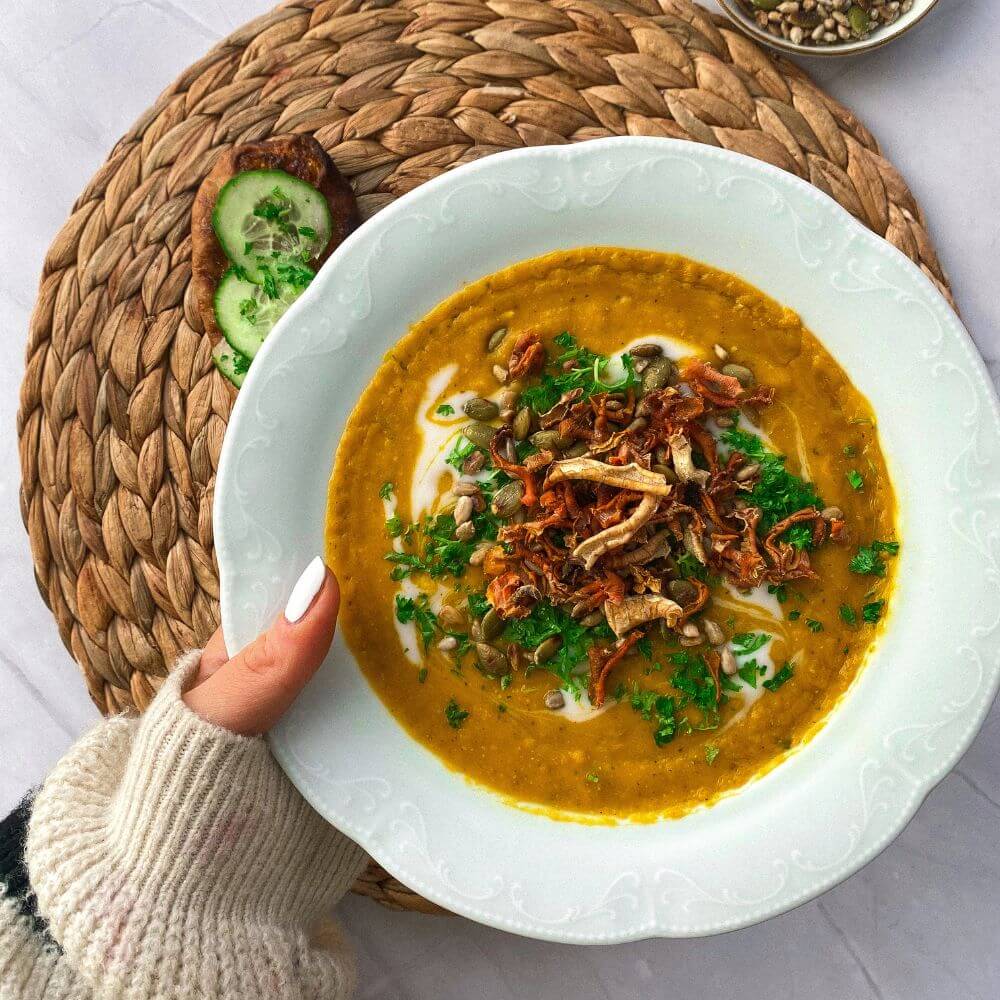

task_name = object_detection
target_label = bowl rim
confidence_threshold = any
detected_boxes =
[713,0,940,57]
[216,135,1000,942]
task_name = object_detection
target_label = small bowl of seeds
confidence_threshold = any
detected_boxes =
[715,0,939,56]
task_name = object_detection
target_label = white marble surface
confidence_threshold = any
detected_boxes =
[0,2,997,997]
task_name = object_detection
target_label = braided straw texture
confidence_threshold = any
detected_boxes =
[18,0,951,911]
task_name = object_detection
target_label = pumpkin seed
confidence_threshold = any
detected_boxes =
[452,480,481,497]
[463,396,499,421]
[491,481,524,518]
[487,327,508,352]
[462,421,496,449]
[437,605,466,632]
[543,689,565,710]
[640,357,675,395]
[534,636,562,665]
[579,611,605,628]
[563,441,589,458]
[668,579,698,604]
[722,363,755,388]
[651,464,679,483]
[752,0,781,9]
[437,636,458,652]
[475,642,509,677]
[530,430,563,452]
[513,407,532,441]
[735,461,761,482]
[480,608,503,641]
[469,542,491,566]
[848,4,869,34]
[630,342,664,358]
[462,450,485,475]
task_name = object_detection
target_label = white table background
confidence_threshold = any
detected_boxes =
[1,2,997,997]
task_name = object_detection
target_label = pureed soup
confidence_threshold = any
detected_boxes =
[327,247,899,820]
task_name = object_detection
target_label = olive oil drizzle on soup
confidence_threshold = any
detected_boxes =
[327,247,898,820]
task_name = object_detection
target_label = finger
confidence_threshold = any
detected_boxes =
[183,559,340,735]
[194,628,230,684]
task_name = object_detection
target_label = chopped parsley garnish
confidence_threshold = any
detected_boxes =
[232,353,250,376]
[385,515,405,538]
[720,429,822,546]
[768,583,788,603]
[394,594,437,650]
[379,481,394,500]
[444,436,481,471]
[839,604,857,625]
[436,403,455,416]
[763,662,794,691]
[520,333,639,414]
[705,744,720,765]
[737,658,763,688]
[585,772,600,783]
[385,513,487,580]
[444,699,469,729]
[502,600,612,694]
[667,651,721,721]
[846,469,864,491]
[788,610,801,622]
[676,552,710,582]
[239,298,258,321]
[732,632,770,654]
[849,539,899,577]
[467,592,491,619]
[298,225,316,238]
[417,667,428,684]
[843,444,857,457]
[862,600,885,623]
[805,618,823,633]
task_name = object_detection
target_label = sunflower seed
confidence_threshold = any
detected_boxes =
[487,327,508,352]
[544,689,565,710]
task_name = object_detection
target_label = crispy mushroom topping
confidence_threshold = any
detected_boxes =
[547,459,674,497]
[603,594,683,638]
[573,494,660,571]
[506,330,546,379]
[668,430,710,486]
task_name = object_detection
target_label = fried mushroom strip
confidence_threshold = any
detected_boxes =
[548,459,673,497]
[588,631,644,707]
[603,594,683,638]
[573,494,660,571]
[507,331,546,379]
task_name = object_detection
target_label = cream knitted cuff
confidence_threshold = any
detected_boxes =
[26,652,367,1000]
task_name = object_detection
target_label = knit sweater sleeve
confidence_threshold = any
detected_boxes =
[23,652,368,1000]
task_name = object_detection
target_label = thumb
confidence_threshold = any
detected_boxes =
[184,558,340,735]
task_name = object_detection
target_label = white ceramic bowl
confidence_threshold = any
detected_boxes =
[216,137,1000,942]
[715,0,940,57]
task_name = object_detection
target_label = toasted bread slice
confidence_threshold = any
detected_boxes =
[191,134,359,346]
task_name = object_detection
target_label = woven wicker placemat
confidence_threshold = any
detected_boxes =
[18,0,952,912]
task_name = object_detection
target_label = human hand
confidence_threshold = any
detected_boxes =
[183,557,339,735]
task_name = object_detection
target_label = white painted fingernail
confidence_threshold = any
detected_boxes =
[284,556,327,623]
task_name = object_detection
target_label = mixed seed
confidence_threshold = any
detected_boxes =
[739,0,915,46]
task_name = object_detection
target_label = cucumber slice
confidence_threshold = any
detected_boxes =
[214,267,304,360]
[212,340,250,388]
[212,169,332,283]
